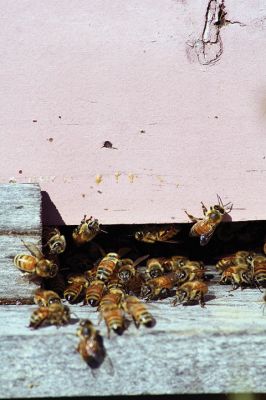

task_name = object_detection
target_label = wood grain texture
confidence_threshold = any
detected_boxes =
[0,274,265,397]
[0,184,41,299]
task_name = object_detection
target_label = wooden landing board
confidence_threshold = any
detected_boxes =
[0,184,41,299]
[0,274,265,397]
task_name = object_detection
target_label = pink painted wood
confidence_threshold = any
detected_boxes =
[1,0,265,224]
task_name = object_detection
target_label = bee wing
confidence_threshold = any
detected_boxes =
[132,254,149,268]
[117,247,131,258]
[157,239,179,244]
[90,355,115,378]
[21,240,43,259]
[199,226,216,246]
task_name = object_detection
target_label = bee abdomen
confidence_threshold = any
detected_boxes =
[14,254,37,272]
[64,284,83,303]
[96,261,116,282]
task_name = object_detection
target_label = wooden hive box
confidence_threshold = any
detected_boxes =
[0,183,266,398]
[0,0,266,397]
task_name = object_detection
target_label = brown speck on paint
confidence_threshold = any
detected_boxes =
[171,217,176,220]
[104,208,109,210]
[58,115,62,119]
[82,194,86,198]
[95,175,103,184]
[48,137,53,142]
[214,116,218,119]
[140,129,146,134]
[32,120,37,123]
[102,141,118,150]
[18,170,23,174]
[97,190,102,194]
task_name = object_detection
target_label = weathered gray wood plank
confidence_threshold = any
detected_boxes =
[0,274,265,397]
[0,184,41,232]
[0,184,41,299]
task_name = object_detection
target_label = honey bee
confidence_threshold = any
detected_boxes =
[96,252,121,282]
[44,228,66,255]
[162,255,188,273]
[176,261,206,284]
[29,303,71,329]
[14,241,58,278]
[173,281,208,307]
[185,195,233,246]
[84,280,106,307]
[64,274,88,304]
[100,304,125,337]
[251,255,266,288]
[98,287,125,311]
[219,265,252,290]
[216,251,255,273]
[34,289,61,307]
[146,258,165,279]
[76,319,106,369]
[117,255,149,283]
[141,272,178,300]
[72,215,101,246]
[134,225,179,244]
[122,296,156,328]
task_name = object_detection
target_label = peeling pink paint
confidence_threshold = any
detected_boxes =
[0,0,265,224]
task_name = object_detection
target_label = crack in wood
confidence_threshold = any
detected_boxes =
[0,231,40,236]
[186,0,245,66]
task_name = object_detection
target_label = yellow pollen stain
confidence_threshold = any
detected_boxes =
[128,173,136,183]
[156,175,164,183]
[114,171,121,183]
[95,174,103,185]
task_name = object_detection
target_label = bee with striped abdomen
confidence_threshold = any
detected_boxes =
[146,258,165,279]
[176,261,206,284]
[14,241,58,278]
[96,253,121,282]
[34,289,61,307]
[64,274,88,304]
[162,255,188,273]
[185,195,233,246]
[29,303,71,329]
[117,255,149,284]
[100,304,125,337]
[251,255,266,288]
[216,251,255,273]
[173,281,208,307]
[140,272,178,301]
[122,296,156,328]
[72,215,101,246]
[134,225,179,244]
[84,280,106,307]
[219,264,252,290]
[44,228,66,255]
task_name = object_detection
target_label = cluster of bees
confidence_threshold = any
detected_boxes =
[13,196,266,369]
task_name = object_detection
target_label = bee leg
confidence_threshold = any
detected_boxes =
[171,297,178,307]
[199,294,206,308]
[107,326,111,339]
[201,202,208,216]
[133,317,140,329]
[184,211,200,223]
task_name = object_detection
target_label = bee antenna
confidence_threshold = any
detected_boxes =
[216,194,223,207]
